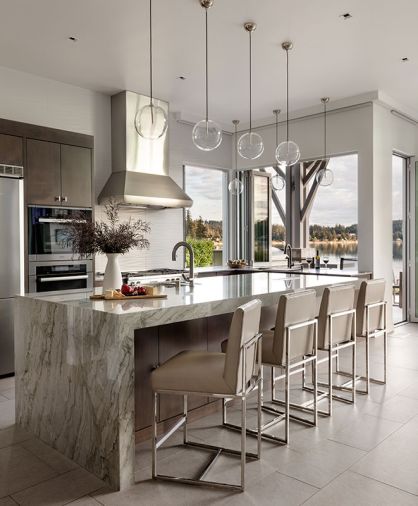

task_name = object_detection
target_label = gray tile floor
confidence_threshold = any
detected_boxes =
[1,324,418,505]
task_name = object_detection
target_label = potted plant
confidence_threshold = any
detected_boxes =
[64,200,150,291]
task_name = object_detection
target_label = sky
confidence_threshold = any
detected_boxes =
[185,153,405,227]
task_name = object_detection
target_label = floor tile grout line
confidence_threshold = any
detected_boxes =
[15,440,73,476]
[350,469,418,497]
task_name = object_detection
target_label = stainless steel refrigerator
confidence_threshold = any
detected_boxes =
[0,175,23,376]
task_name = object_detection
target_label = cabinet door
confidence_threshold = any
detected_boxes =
[61,145,92,208]
[158,318,208,422]
[134,327,159,431]
[26,139,61,206]
[0,134,23,166]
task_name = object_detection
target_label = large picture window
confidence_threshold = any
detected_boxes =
[308,154,358,268]
[184,165,227,267]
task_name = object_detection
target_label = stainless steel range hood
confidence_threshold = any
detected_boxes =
[98,91,192,209]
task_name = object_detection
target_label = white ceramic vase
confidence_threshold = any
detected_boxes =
[103,253,122,292]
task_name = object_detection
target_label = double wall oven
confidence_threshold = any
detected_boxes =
[28,206,93,292]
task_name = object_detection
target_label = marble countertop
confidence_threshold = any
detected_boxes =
[20,272,360,328]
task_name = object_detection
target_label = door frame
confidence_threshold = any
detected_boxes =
[408,157,416,322]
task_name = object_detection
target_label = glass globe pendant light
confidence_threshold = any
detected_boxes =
[272,109,286,191]
[238,22,264,160]
[135,0,168,140]
[228,120,244,195]
[275,42,300,167]
[316,97,334,186]
[192,0,222,151]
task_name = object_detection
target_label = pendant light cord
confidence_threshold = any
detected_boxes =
[249,30,252,133]
[205,8,209,122]
[286,48,289,143]
[324,100,327,161]
[149,0,153,105]
[234,122,238,170]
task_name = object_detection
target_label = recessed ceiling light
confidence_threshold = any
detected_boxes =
[178,76,187,80]
[401,57,409,62]
[68,36,79,42]
[340,13,352,20]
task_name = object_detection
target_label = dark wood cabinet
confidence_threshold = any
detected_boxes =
[26,140,92,208]
[158,318,208,422]
[0,134,23,166]
[61,145,92,208]
[26,139,61,206]
[134,327,159,431]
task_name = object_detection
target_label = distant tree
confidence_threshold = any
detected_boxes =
[195,216,208,239]
[185,210,196,238]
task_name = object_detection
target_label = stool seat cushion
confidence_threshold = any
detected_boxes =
[151,351,235,395]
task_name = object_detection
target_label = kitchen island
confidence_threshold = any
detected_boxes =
[14,272,360,491]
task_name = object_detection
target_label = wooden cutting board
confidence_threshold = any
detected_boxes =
[90,294,167,300]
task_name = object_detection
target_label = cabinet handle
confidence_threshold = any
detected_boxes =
[62,196,68,203]
[54,196,61,202]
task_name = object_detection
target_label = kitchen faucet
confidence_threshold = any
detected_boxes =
[284,243,293,269]
[172,241,195,285]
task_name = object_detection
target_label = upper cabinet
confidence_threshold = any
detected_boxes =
[26,139,92,208]
[26,139,61,206]
[0,134,23,167]
[60,144,92,208]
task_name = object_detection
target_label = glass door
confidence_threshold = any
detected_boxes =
[392,154,407,324]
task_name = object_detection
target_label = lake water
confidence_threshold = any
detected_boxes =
[309,242,403,278]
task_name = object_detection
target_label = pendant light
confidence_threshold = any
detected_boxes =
[238,22,264,160]
[135,0,168,140]
[228,120,244,195]
[192,0,222,151]
[275,41,300,167]
[272,109,285,191]
[316,97,334,186]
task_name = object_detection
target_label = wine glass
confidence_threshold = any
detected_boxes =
[306,257,312,269]
[323,257,329,270]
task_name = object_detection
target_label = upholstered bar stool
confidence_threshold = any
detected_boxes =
[337,279,387,394]
[223,290,318,445]
[306,284,356,416]
[151,299,262,492]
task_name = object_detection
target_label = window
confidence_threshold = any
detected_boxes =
[184,165,227,267]
[308,154,358,268]
[262,167,286,260]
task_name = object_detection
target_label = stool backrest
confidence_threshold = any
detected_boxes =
[223,299,262,394]
[318,285,355,348]
[356,279,386,336]
[272,290,317,365]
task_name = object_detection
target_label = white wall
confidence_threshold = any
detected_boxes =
[0,65,112,198]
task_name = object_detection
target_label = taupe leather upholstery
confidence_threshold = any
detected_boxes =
[151,299,262,396]
[262,290,317,366]
[318,285,355,349]
[356,279,386,336]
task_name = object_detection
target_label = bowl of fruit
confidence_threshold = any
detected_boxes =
[227,259,248,269]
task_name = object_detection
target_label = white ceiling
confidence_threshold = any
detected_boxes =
[0,0,417,127]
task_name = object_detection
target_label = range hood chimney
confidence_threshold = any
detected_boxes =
[98,91,193,209]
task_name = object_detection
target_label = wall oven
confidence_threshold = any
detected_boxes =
[28,205,93,261]
[29,260,93,293]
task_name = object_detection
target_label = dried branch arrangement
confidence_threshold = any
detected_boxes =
[64,200,150,257]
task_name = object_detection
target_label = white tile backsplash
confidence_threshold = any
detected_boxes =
[94,206,184,273]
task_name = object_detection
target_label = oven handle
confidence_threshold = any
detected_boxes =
[38,218,87,224]
[39,275,89,282]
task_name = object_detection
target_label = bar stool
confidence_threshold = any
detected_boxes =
[223,290,318,445]
[151,299,262,492]
[308,284,356,416]
[337,279,387,394]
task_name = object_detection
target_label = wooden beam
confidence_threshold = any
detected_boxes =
[272,189,286,224]
[300,176,321,222]
[302,159,328,186]
[273,165,286,180]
